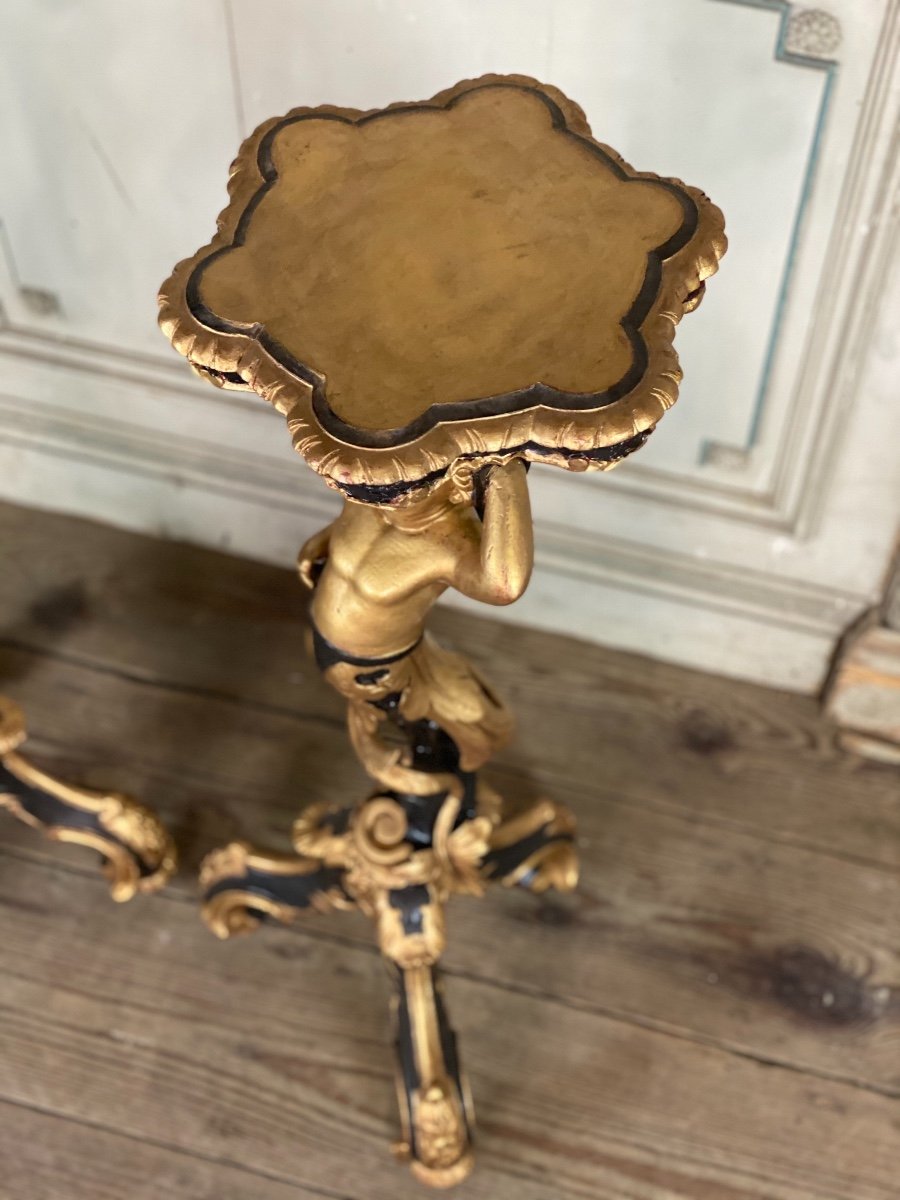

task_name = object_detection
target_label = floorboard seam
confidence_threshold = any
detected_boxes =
[2,842,897,1106]
[495,759,900,876]
[0,635,345,733]
[0,1094,351,1199]
[0,1082,873,1200]
[0,1077,882,1200]
[3,635,897,876]
[443,960,900,1100]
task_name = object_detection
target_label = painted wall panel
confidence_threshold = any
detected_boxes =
[0,0,896,691]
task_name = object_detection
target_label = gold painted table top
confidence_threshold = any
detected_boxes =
[159,74,726,502]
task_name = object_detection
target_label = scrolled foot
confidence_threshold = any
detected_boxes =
[199,840,355,938]
[481,796,579,893]
[0,696,176,901]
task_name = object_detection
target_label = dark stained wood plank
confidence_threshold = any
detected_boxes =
[1,850,897,1200]
[1,501,897,870]
[0,1099,327,1200]
[2,642,899,1099]
[2,501,900,1199]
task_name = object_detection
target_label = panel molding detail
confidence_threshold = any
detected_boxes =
[0,384,865,691]
[702,0,839,471]
[609,0,899,529]
[0,0,897,693]
[1,1,895,530]
[0,387,856,632]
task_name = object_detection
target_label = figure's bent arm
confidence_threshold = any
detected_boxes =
[454,460,533,605]
[297,520,336,590]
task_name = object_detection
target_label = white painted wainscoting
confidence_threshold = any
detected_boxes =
[0,0,898,690]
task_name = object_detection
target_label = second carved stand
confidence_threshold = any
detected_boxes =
[159,74,726,1186]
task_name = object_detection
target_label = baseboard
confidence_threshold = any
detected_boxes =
[825,625,900,757]
[0,397,859,693]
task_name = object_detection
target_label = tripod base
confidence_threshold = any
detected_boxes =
[199,783,577,1186]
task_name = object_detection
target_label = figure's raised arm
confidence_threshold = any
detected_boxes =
[453,459,533,605]
[297,520,336,590]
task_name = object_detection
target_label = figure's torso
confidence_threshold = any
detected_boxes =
[310,503,476,657]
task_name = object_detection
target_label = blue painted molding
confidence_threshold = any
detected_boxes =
[702,0,838,464]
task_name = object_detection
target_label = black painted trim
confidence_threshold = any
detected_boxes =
[311,621,422,672]
[0,764,159,877]
[202,864,349,913]
[185,82,697,450]
[482,826,575,883]
[337,430,650,504]
[392,963,471,1162]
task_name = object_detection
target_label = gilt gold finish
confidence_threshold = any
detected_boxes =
[0,696,176,901]
[160,73,725,1186]
[159,73,725,501]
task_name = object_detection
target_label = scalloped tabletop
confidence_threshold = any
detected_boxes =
[160,75,725,501]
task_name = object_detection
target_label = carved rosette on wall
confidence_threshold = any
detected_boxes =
[0,696,176,901]
[160,73,724,1186]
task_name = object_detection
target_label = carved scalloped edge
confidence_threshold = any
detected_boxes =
[158,74,726,500]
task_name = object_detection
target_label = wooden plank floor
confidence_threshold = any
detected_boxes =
[1,499,898,1200]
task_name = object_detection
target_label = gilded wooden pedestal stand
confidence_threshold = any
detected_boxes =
[159,74,725,1186]
[0,696,176,900]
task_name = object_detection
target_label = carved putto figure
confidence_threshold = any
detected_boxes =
[160,73,725,1186]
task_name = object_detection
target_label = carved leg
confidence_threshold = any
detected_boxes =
[385,892,474,1188]
[0,696,176,901]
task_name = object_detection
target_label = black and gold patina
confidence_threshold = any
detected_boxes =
[0,696,176,901]
[161,74,726,1186]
